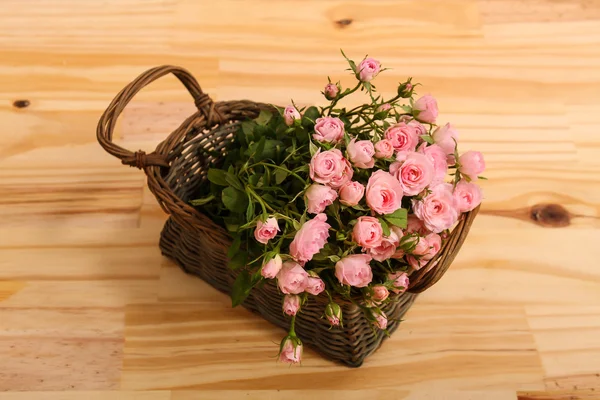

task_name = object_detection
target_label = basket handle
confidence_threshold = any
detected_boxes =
[97,65,217,169]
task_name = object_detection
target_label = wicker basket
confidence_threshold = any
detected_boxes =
[97,65,480,367]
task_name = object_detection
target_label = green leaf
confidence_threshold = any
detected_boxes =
[241,121,256,142]
[225,172,243,191]
[231,269,252,307]
[478,176,488,180]
[401,105,412,113]
[340,49,357,73]
[378,217,391,236]
[292,219,301,230]
[228,251,248,271]
[246,193,255,221]
[254,136,266,160]
[420,135,434,144]
[275,169,288,184]
[363,81,372,92]
[189,194,215,207]
[207,169,228,186]
[383,121,391,130]
[384,208,408,228]
[373,111,388,120]
[227,235,242,259]
[302,106,320,130]
[222,187,249,213]
[309,140,318,157]
[255,110,272,126]
[248,173,262,186]
[352,204,368,211]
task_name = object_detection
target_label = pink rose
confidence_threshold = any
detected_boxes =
[372,285,389,302]
[396,152,435,196]
[289,213,331,263]
[261,254,282,279]
[339,181,365,207]
[459,151,486,180]
[358,57,381,82]
[283,294,301,316]
[406,214,429,235]
[409,120,427,137]
[309,149,353,189]
[374,139,394,159]
[279,337,302,364]
[353,216,383,249]
[284,105,301,126]
[366,170,404,215]
[335,254,373,288]
[305,184,337,214]
[254,217,280,244]
[325,302,342,326]
[347,138,375,169]
[407,256,427,270]
[413,94,438,124]
[418,143,448,184]
[453,180,483,213]
[407,232,441,270]
[384,123,419,153]
[388,271,409,294]
[412,183,459,233]
[324,83,340,100]
[374,311,388,330]
[313,117,345,144]
[277,261,308,294]
[368,228,400,262]
[305,276,325,295]
[432,123,459,163]
[377,103,391,112]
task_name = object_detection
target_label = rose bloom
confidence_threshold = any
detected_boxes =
[324,82,340,100]
[389,152,434,196]
[313,116,345,144]
[388,271,409,294]
[409,120,427,137]
[413,94,438,124]
[453,180,483,213]
[283,105,301,126]
[358,57,381,82]
[407,232,441,270]
[339,181,365,207]
[305,184,337,214]
[372,285,390,303]
[418,143,448,184]
[283,294,301,316]
[261,254,282,279]
[254,217,279,244]
[305,276,325,295]
[412,183,459,233]
[365,170,404,215]
[309,149,353,189]
[353,216,383,249]
[335,254,373,287]
[289,213,331,263]
[277,261,308,294]
[406,214,430,235]
[374,139,394,159]
[279,337,302,364]
[368,228,400,262]
[374,311,388,330]
[459,151,486,180]
[347,138,375,169]
[384,122,419,153]
[432,123,459,163]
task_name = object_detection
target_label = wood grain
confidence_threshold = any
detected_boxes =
[1,0,599,398]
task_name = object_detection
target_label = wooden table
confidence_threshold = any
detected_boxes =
[1,1,599,398]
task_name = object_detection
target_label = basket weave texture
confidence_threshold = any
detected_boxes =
[97,66,480,367]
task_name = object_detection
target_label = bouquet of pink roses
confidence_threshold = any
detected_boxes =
[191,52,485,364]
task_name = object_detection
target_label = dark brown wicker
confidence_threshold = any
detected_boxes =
[97,65,480,367]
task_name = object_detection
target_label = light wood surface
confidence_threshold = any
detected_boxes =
[1,1,600,399]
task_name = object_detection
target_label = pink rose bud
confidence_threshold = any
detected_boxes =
[353,216,384,249]
[254,217,280,244]
[397,152,435,196]
[405,83,413,91]
[374,311,388,330]
[366,170,404,215]
[313,116,345,144]
[368,228,400,262]
[339,181,365,207]
[325,302,342,326]
[418,143,449,184]
[305,183,337,214]
[412,183,459,233]
[432,123,459,164]
[309,149,353,189]
[279,336,302,364]
[283,105,301,126]
[358,57,381,82]
[388,271,409,294]
[324,82,340,100]
[305,276,325,295]
[335,254,373,288]
[384,122,419,153]
[372,285,389,302]
[347,138,375,169]
[458,151,486,181]
[282,294,301,316]
[406,214,430,235]
[277,261,308,294]
[261,254,283,279]
[289,213,331,264]
[377,103,391,113]
[374,139,394,159]
[413,94,439,124]
[453,180,483,213]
